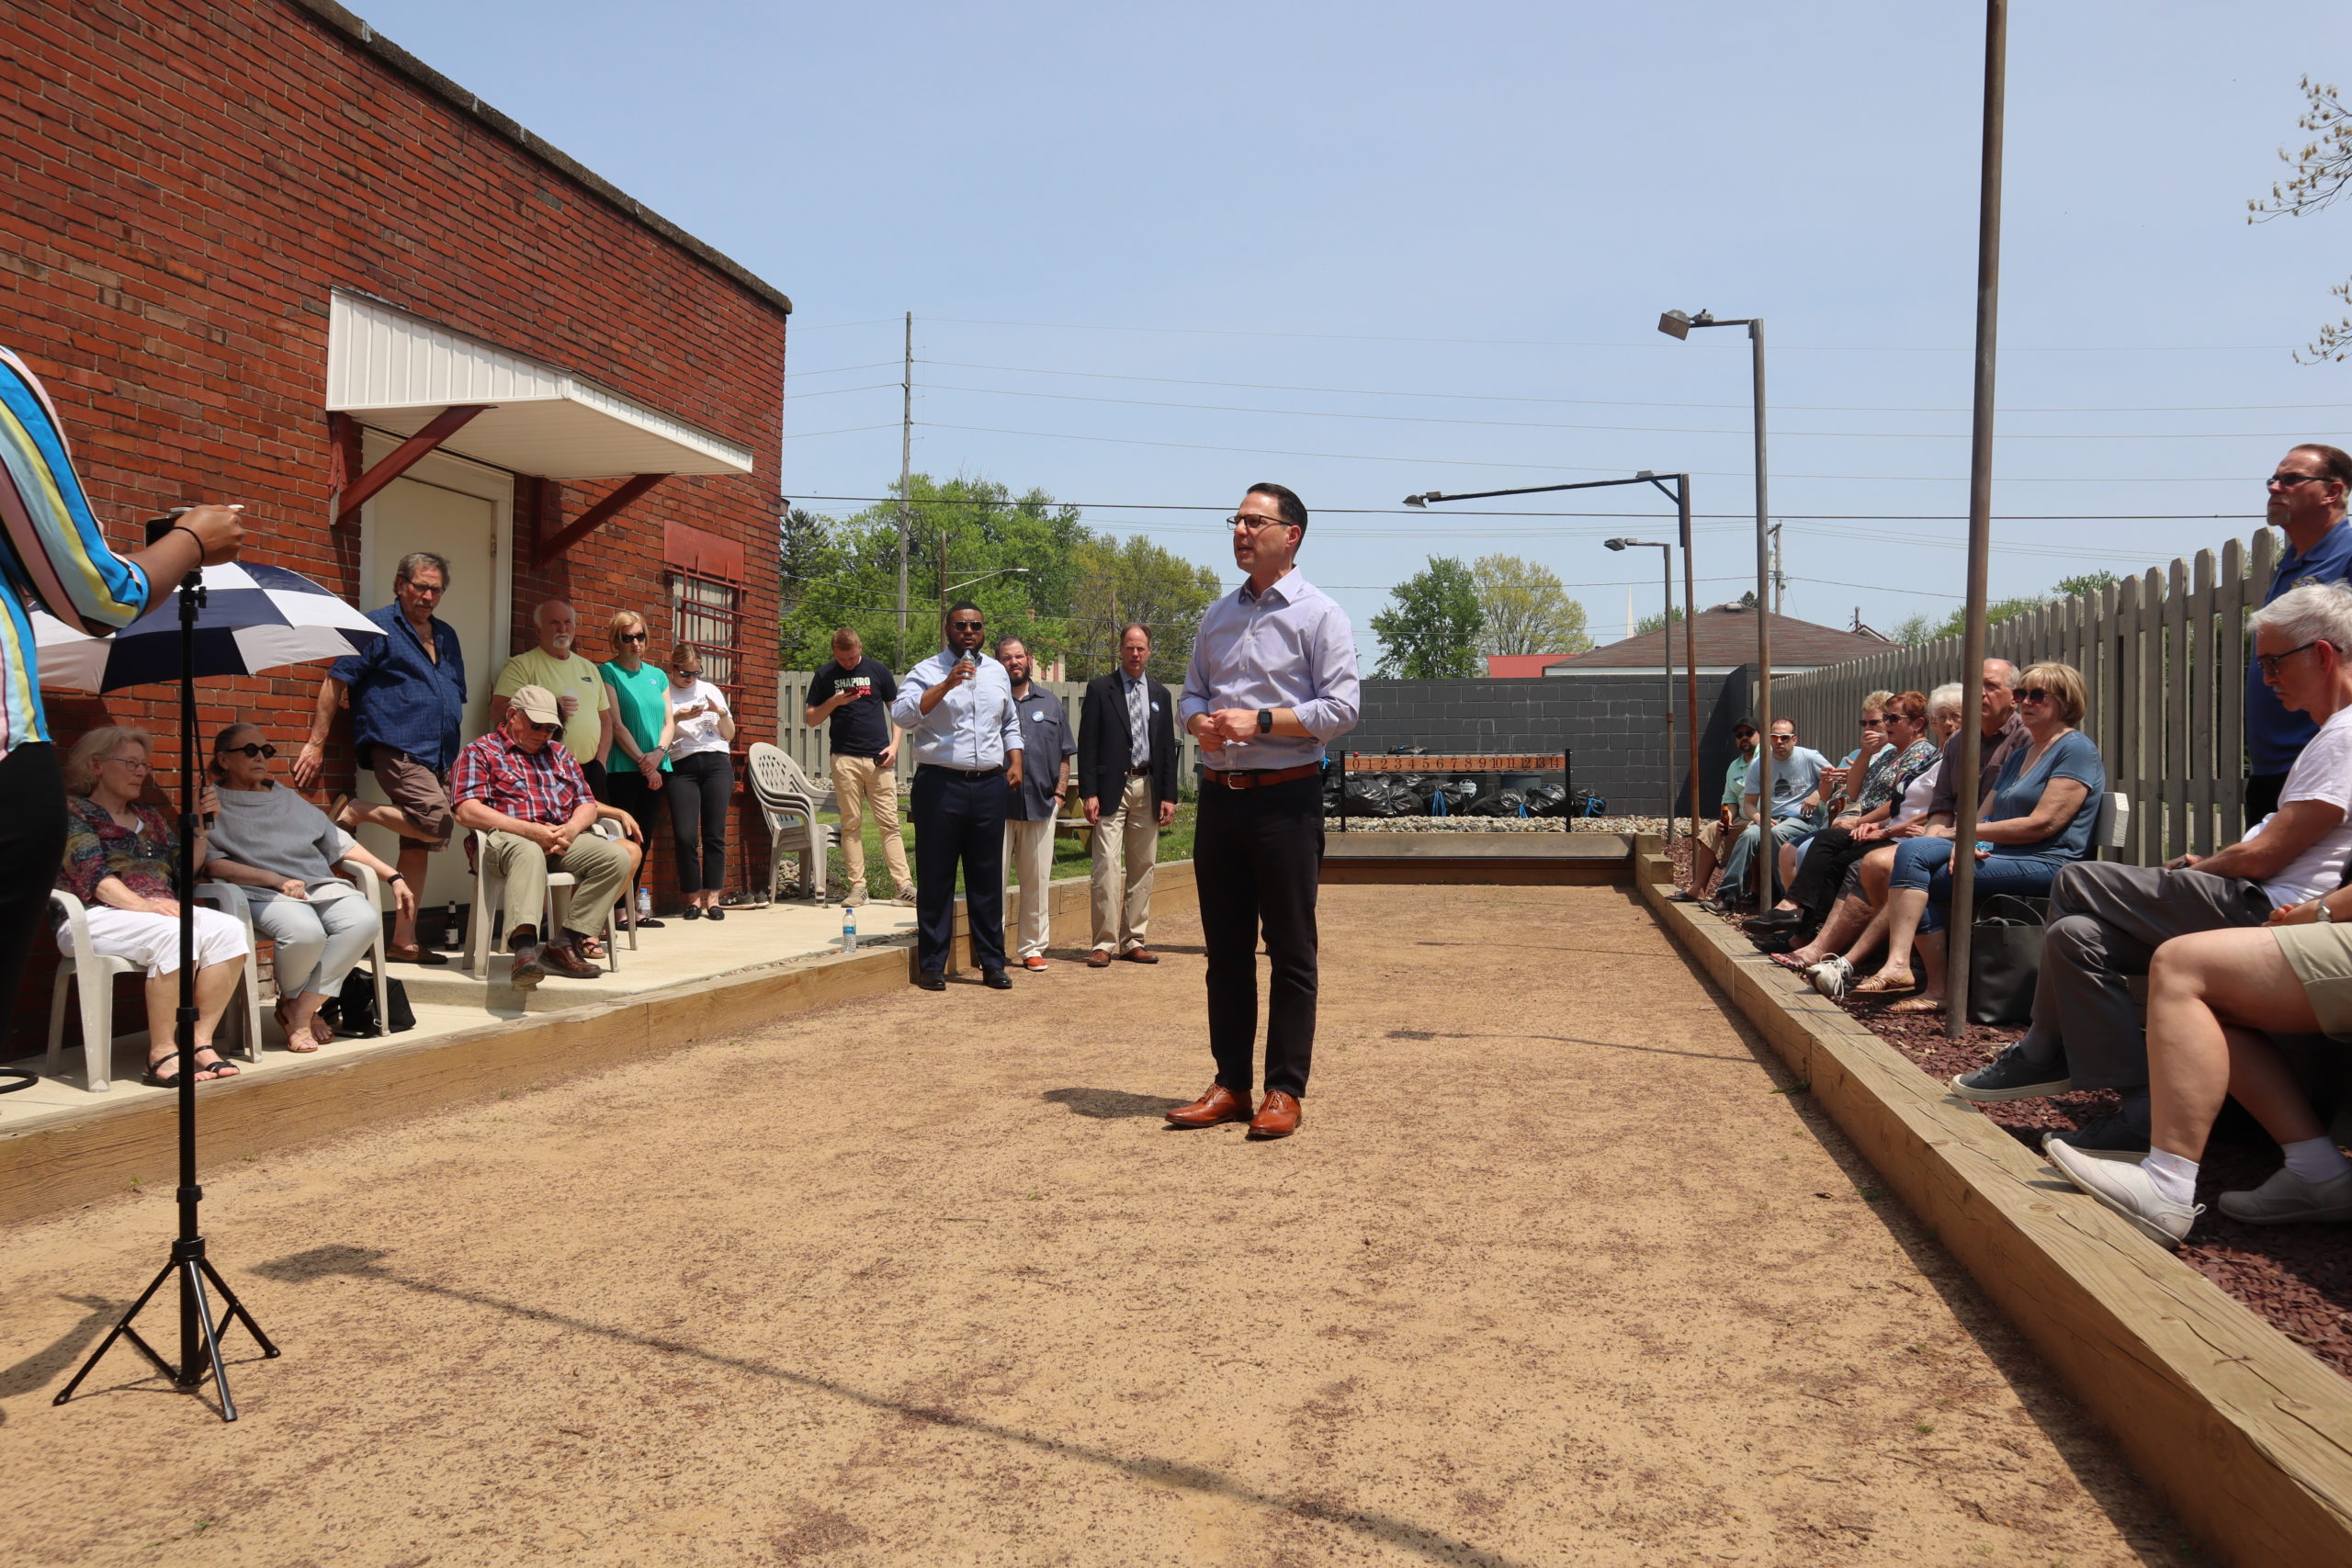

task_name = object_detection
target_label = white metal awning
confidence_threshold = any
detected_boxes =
[323,290,754,479]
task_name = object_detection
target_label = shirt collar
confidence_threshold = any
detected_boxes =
[2282,517,2352,570]
[1238,568,1312,607]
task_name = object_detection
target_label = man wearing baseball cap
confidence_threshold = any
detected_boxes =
[450,684,630,987]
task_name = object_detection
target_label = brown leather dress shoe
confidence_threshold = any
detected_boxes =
[1165,1084,1253,1128]
[1086,949,1113,968]
[539,942,603,979]
[1248,1090,1302,1138]
[1122,946,1159,964]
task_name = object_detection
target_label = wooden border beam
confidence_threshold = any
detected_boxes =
[333,405,491,524]
[536,472,665,564]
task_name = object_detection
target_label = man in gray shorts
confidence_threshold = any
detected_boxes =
[293,550,468,964]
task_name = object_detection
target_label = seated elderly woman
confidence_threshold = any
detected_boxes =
[2045,893,2352,1247]
[1748,691,1936,939]
[56,725,249,1086]
[202,723,414,1050]
[1774,683,1966,985]
[1850,661,2106,1014]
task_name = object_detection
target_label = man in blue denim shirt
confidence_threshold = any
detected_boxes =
[293,550,467,964]
[2245,445,2352,823]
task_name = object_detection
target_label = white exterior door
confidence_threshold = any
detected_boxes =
[356,440,512,910]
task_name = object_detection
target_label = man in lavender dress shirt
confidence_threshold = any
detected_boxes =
[1170,482,1361,1139]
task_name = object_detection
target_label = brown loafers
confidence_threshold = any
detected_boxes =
[539,942,603,979]
[1086,949,1114,968]
[1248,1090,1302,1139]
[1165,1084,1253,1128]
[1122,946,1159,964]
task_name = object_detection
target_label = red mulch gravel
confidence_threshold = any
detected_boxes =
[1664,852,2352,1381]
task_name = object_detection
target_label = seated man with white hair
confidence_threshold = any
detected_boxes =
[1956,581,2352,1160]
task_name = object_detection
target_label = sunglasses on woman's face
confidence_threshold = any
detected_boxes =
[219,743,277,759]
[2017,688,2052,705]
[619,632,649,643]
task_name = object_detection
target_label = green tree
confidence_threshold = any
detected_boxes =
[2052,570,2121,600]
[1068,534,1221,682]
[777,474,1088,673]
[1372,557,1484,678]
[1894,597,2045,646]
[1634,603,1687,637]
[1470,553,1592,657]
[2249,76,2352,362]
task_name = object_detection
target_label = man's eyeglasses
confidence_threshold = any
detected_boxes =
[401,580,447,596]
[1227,514,1290,532]
[2256,640,2324,679]
[2268,473,2331,489]
[1770,733,1795,744]
[218,743,277,760]
[948,619,984,631]
[525,719,563,735]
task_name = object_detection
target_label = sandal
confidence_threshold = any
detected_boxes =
[386,942,450,966]
[193,1047,239,1078]
[274,1000,321,1053]
[1887,995,1945,1015]
[1849,969,1917,997]
[140,1054,187,1088]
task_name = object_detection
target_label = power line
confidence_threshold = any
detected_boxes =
[920,316,2298,354]
[784,493,2263,523]
[913,358,2352,417]
[911,421,2286,481]
[783,359,906,378]
[907,379,2345,442]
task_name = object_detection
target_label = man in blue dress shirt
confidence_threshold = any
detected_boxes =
[2245,445,2352,824]
[1171,483,1360,1139]
[891,601,1025,990]
[294,550,467,964]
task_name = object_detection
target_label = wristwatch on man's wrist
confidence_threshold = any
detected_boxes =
[2318,900,2335,924]
[1256,709,1274,734]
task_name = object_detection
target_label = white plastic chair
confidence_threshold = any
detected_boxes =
[2094,792,2132,854]
[46,887,266,1092]
[463,822,627,976]
[747,742,832,905]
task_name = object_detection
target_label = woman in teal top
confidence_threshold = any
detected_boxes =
[598,609,672,927]
[1853,660,2106,1014]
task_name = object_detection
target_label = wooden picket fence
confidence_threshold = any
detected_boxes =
[1773,527,2282,866]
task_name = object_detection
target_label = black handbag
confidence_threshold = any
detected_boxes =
[1967,894,2047,1026]
[322,968,415,1037]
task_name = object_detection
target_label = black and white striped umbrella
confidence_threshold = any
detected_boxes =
[31,560,384,692]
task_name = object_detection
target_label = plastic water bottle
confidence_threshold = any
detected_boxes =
[636,886,653,920]
[841,906,858,953]
[443,899,458,951]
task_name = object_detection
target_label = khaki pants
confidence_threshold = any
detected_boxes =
[481,829,631,944]
[831,754,910,897]
[1091,774,1158,953]
[1003,817,1057,959]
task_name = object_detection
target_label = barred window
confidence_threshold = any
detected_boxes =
[668,569,743,701]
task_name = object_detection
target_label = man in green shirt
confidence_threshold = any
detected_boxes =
[492,599,641,917]
[1676,720,1758,903]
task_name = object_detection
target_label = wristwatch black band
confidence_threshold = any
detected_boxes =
[1256,708,1274,733]
[386,873,405,882]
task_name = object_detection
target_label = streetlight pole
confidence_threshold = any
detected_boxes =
[1606,536,1676,833]
[1660,308,1774,908]
[1406,471,1696,844]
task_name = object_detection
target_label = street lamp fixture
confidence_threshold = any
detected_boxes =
[1403,472,1702,846]
[1660,301,1775,906]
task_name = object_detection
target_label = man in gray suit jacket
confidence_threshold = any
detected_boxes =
[1079,623,1178,966]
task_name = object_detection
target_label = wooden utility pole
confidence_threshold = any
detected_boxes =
[897,311,912,667]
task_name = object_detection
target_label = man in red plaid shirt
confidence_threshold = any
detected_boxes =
[451,684,629,987]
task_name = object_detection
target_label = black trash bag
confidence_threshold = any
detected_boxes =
[1430,780,1477,816]
[1523,784,1569,818]
[1341,775,1412,818]
[1401,773,1442,813]
[1322,768,1343,812]
[1567,788,1607,818]
[1467,788,1528,818]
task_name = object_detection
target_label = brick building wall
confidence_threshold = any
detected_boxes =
[1,0,789,1040]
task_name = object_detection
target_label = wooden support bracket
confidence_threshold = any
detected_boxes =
[535,473,666,565]
[333,405,491,524]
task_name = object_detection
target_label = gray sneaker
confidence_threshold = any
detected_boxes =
[892,886,919,907]
[2216,1165,2352,1225]
[2047,1142,2199,1247]
[1951,1043,2071,1102]
[842,886,869,908]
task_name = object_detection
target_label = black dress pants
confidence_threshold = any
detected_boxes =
[912,765,1008,975]
[664,751,733,896]
[0,743,66,1043]
[1787,826,1871,922]
[1195,773,1324,1098]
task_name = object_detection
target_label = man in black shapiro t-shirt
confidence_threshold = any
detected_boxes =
[804,626,913,905]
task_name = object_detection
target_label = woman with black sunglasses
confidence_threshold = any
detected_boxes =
[598,609,669,927]
[203,722,413,1049]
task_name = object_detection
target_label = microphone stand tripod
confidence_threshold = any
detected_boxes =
[54,566,277,1419]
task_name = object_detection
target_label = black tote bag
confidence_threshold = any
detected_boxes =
[1967,894,2047,1026]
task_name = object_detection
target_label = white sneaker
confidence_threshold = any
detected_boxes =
[842,887,868,908]
[2047,1142,2201,1248]
[2217,1165,2352,1225]
[1807,955,1852,999]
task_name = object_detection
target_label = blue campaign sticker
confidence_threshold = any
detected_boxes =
[1152,700,1162,710]
[1031,709,1045,721]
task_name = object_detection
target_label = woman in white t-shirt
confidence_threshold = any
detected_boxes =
[662,644,738,919]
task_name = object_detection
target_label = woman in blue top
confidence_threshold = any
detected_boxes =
[1852,661,2106,1014]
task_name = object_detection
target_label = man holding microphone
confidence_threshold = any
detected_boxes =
[892,602,1023,991]
[1171,483,1359,1140]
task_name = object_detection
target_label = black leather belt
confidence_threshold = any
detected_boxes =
[1125,765,1151,776]
[919,763,1003,779]
[1206,763,1322,790]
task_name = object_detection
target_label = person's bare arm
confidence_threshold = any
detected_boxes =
[2173,798,2344,879]
[453,798,553,847]
[291,675,348,788]
[1977,778,2093,845]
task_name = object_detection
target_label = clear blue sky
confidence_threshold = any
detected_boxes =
[359,0,2352,651]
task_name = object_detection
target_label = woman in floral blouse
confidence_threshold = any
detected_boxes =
[56,726,249,1085]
